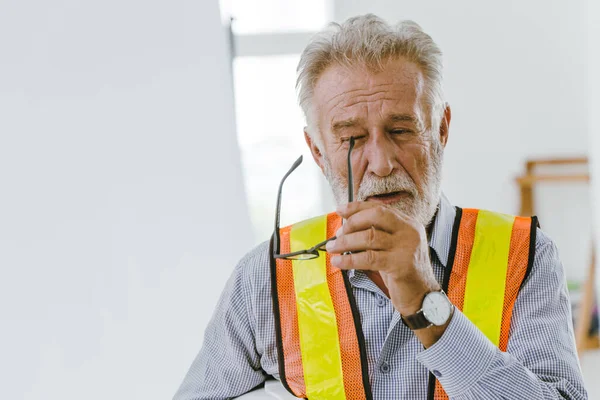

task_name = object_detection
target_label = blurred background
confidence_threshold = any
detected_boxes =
[0,0,599,399]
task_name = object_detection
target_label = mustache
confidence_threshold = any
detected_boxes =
[357,174,418,201]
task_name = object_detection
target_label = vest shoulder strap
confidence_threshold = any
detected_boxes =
[271,212,372,400]
[431,208,537,400]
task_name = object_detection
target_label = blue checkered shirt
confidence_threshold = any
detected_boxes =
[174,194,588,399]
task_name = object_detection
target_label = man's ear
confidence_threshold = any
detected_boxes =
[439,104,451,148]
[304,128,325,173]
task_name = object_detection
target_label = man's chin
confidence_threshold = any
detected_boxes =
[368,196,418,217]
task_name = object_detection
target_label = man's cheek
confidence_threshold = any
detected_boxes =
[404,144,429,171]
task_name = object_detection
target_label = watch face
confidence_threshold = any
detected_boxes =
[422,291,452,326]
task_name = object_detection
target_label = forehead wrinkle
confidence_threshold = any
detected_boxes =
[334,81,420,107]
[320,74,400,102]
[315,60,429,136]
[323,85,395,111]
[319,74,419,110]
[322,86,365,108]
[340,95,415,110]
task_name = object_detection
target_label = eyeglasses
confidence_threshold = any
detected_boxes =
[272,136,356,260]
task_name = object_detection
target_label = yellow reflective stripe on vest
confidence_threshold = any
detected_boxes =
[462,210,515,346]
[290,215,346,400]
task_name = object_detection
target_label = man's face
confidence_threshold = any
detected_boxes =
[306,58,449,227]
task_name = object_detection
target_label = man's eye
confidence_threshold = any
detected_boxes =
[341,135,366,142]
[390,129,410,135]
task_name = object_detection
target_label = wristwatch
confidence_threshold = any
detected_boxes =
[401,290,454,330]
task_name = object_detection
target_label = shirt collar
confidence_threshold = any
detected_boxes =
[428,192,455,268]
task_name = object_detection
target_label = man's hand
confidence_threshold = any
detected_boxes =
[325,201,452,347]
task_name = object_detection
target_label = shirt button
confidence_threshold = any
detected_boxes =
[432,369,442,378]
[380,362,390,374]
[376,295,386,307]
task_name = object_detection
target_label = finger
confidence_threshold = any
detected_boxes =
[337,205,400,235]
[330,249,389,271]
[326,227,393,254]
[336,201,379,218]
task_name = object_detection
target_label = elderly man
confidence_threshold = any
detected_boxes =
[174,14,587,400]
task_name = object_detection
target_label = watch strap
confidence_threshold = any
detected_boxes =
[401,309,432,330]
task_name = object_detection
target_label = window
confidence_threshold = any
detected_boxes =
[220,0,328,34]
[233,55,334,243]
[222,0,334,244]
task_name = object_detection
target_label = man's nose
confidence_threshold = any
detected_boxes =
[366,137,397,177]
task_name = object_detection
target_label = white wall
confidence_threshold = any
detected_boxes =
[334,1,592,281]
[588,0,600,321]
[0,1,252,399]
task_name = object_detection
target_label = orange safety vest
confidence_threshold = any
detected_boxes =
[269,207,538,400]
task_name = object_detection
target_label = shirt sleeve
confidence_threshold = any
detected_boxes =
[173,250,267,400]
[416,229,588,399]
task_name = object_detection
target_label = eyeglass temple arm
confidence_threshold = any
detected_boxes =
[347,137,355,204]
[273,155,304,254]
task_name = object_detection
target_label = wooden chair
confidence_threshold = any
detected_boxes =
[516,157,598,354]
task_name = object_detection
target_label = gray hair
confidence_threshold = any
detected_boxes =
[296,14,446,149]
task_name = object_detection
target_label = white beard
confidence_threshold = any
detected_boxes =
[322,139,444,227]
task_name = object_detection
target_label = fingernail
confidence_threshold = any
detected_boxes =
[335,226,343,237]
[325,240,336,251]
[331,255,341,266]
